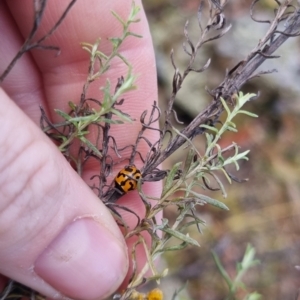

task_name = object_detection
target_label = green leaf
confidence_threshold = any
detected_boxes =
[219,167,232,184]
[179,219,206,232]
[98,118,124,124]
[95,50,108,60]
[237,110,258,118]
[188,191,229,210]
[67,115,96,123]
[126,31,143,38]
[157,241,189,252]
[212,250,233,289]
[220,97,231,116]
[200,124,219,133]
[111,10,126,26]
[161,228,200,247]
[182,149,195,177]
[233,160,240,171]
[162,162,182,196]
[110,108,133,122]
[210,172,227,198]
[54,109,72,121]
[140,237,159,279]
[79,136,102,158]
[227,125,238,132]
[238,92,256,106]
[205,132,213,144]
[116,52,130,67]
[128,1,141,20]
[223,150,250,167]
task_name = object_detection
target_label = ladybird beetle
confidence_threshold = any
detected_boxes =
[114,165,141,194]
[105,165,142,203]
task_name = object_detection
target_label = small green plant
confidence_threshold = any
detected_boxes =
[40,2,141,174]
[116,92,257,300]
[0,2,261,300]
[212,244,262,300]
[2,0,300,299]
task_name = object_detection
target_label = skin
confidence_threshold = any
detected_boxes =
[0,1,160,299]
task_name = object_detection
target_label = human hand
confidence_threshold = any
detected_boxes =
[0,0,160,299]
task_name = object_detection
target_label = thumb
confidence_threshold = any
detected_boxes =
[0,88,128,300]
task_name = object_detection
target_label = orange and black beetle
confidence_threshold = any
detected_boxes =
[114,165,142,194]
[106,165,142,203]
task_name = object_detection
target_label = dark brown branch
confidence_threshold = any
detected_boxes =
[0,0,77,83]
[142,1,300,179]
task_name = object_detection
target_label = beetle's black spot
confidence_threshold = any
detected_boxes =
[125,166,134,172]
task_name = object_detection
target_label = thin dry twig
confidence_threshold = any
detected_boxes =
[0,0,77,83]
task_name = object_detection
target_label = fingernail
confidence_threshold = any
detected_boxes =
[34,219,128,300]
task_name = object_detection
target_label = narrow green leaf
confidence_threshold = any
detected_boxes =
[179,219,206,232]
[79,136,102,158]
[204,132,213,145]
[162,162,181,196]
[227,126,238,132]
[237,110,258,118]
[95,50,108,60]
[233,160,240,171]
[223,150,250,167]
[212,250,233,289]
[68,115,97,123]
[116,52,130,67]
[127,31,143,38]
[238,92,256,106]
[210,172,227,198]
[200,124,219,133]
[153,218,169,231]
[129,1,141,19]
[110,108,133,122]
[227,120,236,127]
[54,109,72,121]
[175,202,193,223]
[188,191,229,210]
[111,10,126,26]
[140,237,158,278]
[161,228,200,247]
[219,167,232,184]
[220,97,231,116]
[182,149,195,177]
[98,118,124,124]
[156,241,189,253]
